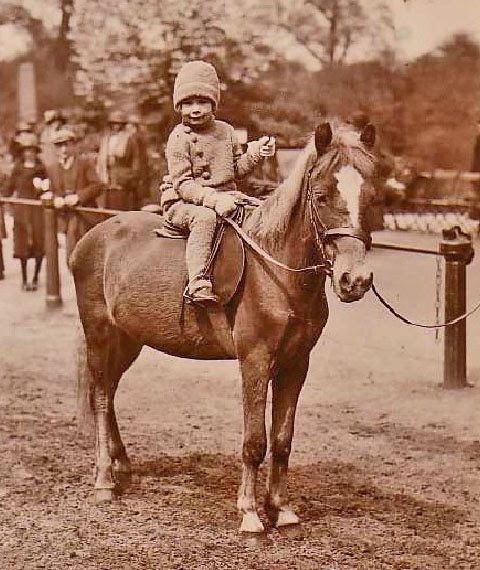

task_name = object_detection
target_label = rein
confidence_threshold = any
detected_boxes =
[223,165,370,276]
[225,217,333,275]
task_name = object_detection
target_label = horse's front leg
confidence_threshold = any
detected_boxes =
[266,354,309,528]
[237,346,271,534]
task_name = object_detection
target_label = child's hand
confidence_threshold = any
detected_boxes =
[159,175,173,194]
[259,136,276,158]
[248,136,276,158]
[214,194,238,217]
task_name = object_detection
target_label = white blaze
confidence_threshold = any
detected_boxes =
[334,165,364,227]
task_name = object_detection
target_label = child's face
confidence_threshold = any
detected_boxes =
[180,97,214,127]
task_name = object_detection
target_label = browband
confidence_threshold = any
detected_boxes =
[323,227,372,249]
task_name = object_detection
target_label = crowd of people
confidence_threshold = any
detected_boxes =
[0,106,154,288]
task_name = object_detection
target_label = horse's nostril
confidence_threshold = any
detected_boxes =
[352,272,373,290]
[340,272,351,288]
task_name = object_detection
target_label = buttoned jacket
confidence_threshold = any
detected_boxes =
[162,119,261,211]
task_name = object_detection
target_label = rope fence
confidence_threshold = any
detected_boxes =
[0,195,475,389]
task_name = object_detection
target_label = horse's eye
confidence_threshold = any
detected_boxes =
[316,194,327,204]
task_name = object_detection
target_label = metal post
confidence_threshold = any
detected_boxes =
[439,228,474,388]
[42,195,62,308]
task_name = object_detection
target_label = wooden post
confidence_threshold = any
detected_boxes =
[42,195,62,308]
[439,229,474,388]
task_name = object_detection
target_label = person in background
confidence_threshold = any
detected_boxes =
[1,132,47,291]
[79,108,104,162]
[9,121,35,163]
[47,128,105,265]
[40,110,66,167]
[127,113,150,208]
[467,117,480,219]
[471,117,480,174]
[96,111,140,210]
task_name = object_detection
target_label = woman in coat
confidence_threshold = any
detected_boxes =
[1,132,47,290]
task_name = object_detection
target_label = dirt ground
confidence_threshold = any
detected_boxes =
[2,217,480,569]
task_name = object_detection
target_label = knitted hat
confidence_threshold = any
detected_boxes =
[173,61,220,111]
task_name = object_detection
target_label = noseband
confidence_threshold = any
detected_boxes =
[305,163,372,263]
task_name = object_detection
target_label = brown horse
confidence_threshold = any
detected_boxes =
[71,121,376,535]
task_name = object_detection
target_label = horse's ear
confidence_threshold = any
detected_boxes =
[360,123,376,148]
[315,122,333,154]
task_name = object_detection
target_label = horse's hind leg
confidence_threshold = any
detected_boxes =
[86,324,141,502]
[107,332,142,489]
[265,354,309,529]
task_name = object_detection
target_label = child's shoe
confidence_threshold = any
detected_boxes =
[185,276,218,305]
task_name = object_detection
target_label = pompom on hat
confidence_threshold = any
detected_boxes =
[173,60,220,111]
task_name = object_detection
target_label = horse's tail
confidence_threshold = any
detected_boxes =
[76,323,94,433]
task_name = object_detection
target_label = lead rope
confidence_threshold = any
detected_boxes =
[371,280,480,329]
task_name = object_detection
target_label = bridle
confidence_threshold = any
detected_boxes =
[223,161,372,277]
[304,161,372,271]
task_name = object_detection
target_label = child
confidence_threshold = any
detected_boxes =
[163,60,274,303]
[1,132,47,291]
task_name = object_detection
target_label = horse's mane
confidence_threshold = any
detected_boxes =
[245,123,375,249]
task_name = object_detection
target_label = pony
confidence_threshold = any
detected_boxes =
[71,121,376,535]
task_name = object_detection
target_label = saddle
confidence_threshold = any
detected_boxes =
[152,214,245,306]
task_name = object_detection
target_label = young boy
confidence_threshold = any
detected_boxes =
[163,60,274,303]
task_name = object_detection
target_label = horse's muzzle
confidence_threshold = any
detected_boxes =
[337,270,373,303]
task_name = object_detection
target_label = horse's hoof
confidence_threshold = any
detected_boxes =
[276,508,300,528]
[277,523,305,540]
[239,531,270,548]
[114,470,132,492]
[94,488,115,504]
[239,512,265,534]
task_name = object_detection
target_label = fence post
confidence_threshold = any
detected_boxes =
[439,228,474,389]
[42,194,62,308]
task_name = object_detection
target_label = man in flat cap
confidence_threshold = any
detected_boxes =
[96,110,141,210]
[47,128,105,264]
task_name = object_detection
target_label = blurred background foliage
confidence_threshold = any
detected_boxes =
[0,0,479,169]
